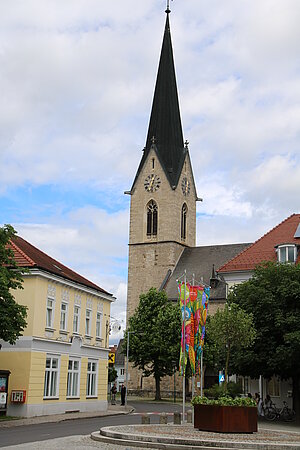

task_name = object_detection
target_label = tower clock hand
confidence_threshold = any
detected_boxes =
[149,175,155,189]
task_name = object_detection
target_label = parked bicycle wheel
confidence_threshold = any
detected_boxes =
[264,406,277,421]
[283,407,295,422]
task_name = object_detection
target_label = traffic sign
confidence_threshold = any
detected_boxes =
[219,371,225,384]
[108,352,115,364]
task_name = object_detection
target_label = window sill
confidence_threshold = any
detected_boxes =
[95,337,103,341]
[85,335,92,339]
[59,330,68,335]
[86,396,98,399]
[43,396,59,400]
[45,327,56,332]
[66,396,80,400]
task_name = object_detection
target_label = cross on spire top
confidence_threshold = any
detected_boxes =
[165,0,173,14]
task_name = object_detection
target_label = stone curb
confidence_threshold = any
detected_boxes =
[91,425,300,450]
[0,407,134,429]
[91,431,235,450]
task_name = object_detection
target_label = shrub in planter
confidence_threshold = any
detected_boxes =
[204,382,242,399]
[192,396,257,433]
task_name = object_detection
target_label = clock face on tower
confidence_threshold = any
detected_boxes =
[181,177,190,196]
[144,174,161,192]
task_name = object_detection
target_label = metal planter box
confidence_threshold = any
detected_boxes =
[194,404,257,433]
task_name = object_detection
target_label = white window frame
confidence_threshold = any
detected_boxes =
[73,305,80,334]
[43,356,60,399]
[85,308,92,336]
[277,245,297,263]
[86,360,98,397]
[67,358,80,398]
[46,297,55,329]
[60,302,68,331]
[96,312,102,340]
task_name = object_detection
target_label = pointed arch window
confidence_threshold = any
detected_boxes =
[181,203,187,240]
[147,200,158,237]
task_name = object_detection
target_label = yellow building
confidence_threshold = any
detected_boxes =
[0,235,115,417]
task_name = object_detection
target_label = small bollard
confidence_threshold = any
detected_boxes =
[187,410,192,423]
[159,413,168,424]
[141,414,150,424]
[173,411,181,425]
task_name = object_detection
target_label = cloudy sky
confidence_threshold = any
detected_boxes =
[1,0,300,343]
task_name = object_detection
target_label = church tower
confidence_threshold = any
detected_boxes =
[126,7,198,389]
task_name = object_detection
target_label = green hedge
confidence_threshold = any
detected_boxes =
[191,395,256,407]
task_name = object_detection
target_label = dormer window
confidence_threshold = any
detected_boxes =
[276,244,297,263]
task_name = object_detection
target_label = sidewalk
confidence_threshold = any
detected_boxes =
[0,403,131,429]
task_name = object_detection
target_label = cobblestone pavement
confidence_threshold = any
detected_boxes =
[107,423,300,444]
[0,434,148,450]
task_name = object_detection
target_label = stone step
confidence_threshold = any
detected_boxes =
[91,426,300,450]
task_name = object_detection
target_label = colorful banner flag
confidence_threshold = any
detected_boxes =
[178,281,210,376]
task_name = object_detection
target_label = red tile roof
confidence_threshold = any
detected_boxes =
[218,213,300,273]
[9,236,112,296]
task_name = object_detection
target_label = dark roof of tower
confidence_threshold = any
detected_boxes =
[132,12,186,190]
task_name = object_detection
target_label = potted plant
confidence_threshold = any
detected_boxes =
[191,395,257,433]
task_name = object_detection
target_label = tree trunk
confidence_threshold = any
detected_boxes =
[224,345,230,391]
[155,376,161,401]
[292,375,300,424]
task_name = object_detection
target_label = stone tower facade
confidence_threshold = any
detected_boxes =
[126,9,198,391]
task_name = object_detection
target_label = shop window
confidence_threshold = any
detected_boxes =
[44,357,59,398]
[86,361,97,397]
[67,359,80,397]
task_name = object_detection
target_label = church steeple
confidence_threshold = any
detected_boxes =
[132,10,186,190]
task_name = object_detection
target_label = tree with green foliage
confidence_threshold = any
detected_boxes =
[0,225,27,344]
[205,303,256,389]
[123,288,181,400]
[228,262,300,419]
[108,366,118,384]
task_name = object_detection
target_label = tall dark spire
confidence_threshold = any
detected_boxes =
[132,11,186,190]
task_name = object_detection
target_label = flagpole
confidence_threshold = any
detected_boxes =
[192,273,195,424]
[182,269,186,423]
[201,350,203,397]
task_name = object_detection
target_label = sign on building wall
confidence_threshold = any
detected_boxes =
[11,390,26,403]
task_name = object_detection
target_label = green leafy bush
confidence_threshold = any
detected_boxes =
[191,395,256,407]
[204,382,242,399]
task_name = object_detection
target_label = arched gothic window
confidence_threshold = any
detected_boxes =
[147,200,158,236]
[181,203,187,240]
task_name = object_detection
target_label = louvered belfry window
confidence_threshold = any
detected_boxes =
[181,203,187,240]
[147,200,158,236]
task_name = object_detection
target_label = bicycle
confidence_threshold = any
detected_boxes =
[264,400,295,422]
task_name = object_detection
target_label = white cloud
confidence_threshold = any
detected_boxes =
[1,0,300,343]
